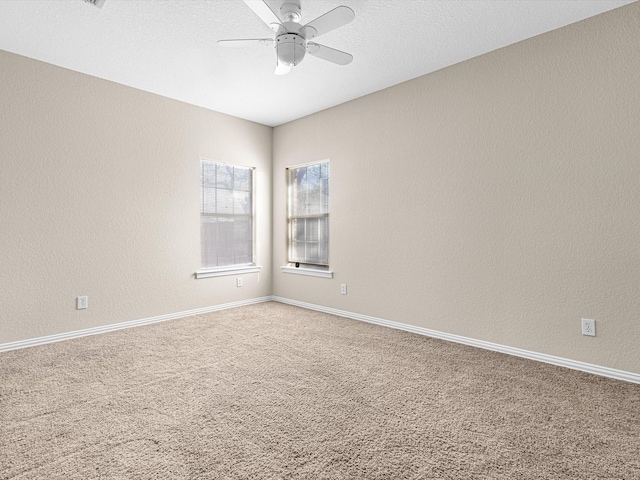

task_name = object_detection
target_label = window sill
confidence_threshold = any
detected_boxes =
[280,266,333,278]
[196,265,261,279]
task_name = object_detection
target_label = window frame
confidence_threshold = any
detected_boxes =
[196,159,260,279]
[284,160,332,276]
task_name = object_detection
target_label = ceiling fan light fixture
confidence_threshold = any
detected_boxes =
[276,34,306,66]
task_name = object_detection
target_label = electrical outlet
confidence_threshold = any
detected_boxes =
[340,284,347,295]
[581,318,595,336]
[236,278,243,287]
[77,296,88,310]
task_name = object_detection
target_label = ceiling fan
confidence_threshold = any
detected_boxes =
[218,0,355,75]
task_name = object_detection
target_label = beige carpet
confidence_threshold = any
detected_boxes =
[1,302,639,479]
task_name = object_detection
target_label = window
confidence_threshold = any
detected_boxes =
[287,161,329,268]
[199,161,255,272]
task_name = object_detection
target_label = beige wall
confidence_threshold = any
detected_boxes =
[0,50,272,343]
[2,4,639,374]
[273,4,640,373]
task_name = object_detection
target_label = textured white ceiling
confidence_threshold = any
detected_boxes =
[0,0,635,126]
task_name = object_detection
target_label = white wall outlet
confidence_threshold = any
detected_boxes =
[77,296,88,310]
[236,278,243,287]
[581,318,596,336]
[340,284,347,295]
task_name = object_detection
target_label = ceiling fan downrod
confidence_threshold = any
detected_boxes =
[280,1,301,23]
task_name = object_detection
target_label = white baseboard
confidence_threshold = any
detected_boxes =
[0,296,273,353]
[272,296,640,385]
[5,295,638,385]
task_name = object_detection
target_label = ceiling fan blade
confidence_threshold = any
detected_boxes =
[275,58,291,75]
[217,39,274,48]
[243,0,284,33]
[307,42,353,65]
[300,6,355,39]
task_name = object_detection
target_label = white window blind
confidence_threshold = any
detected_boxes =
[287,161,329,266]
[201,162,254,268]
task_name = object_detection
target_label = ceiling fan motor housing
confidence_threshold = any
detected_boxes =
[276,34,306,66]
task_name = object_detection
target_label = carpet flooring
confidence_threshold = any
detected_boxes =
[1,301,639,479]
